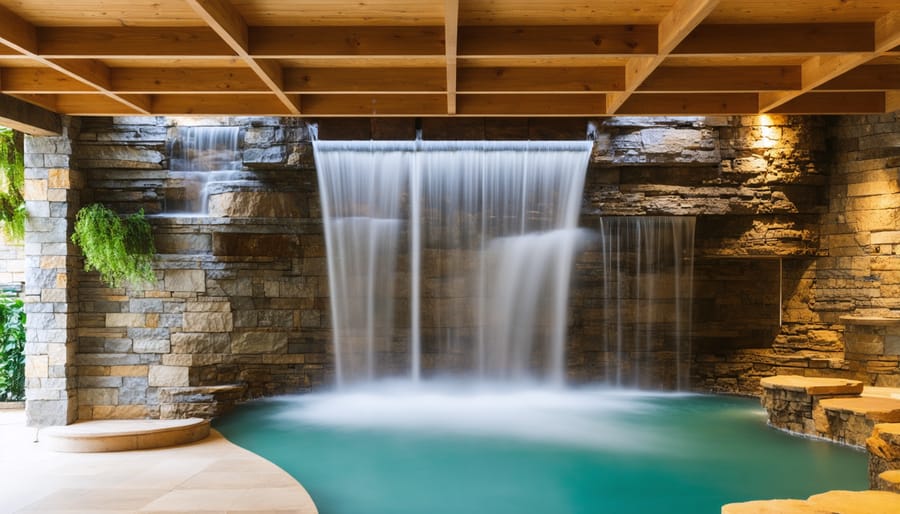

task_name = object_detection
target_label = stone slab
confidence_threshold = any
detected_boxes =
[760,375,864,396]
[41,418,209,452]
[820,397,900,422]
[724,491,900,514]
[840,316,900,327]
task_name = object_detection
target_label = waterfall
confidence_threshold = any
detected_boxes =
[165,126,242,214]
[314,140,591,387]
[596,217,695,389]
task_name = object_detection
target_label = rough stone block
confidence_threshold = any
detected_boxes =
[148,365,190,387]
[183,311,233,332]
[231,331,288,354]
[164,269,206,292]
[106,313,145,327]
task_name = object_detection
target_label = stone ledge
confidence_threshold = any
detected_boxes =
[761,375,864,396]
[41,417,209,453]
[820,397,900,423]
[840,316,900,327]
[722,490,900,514]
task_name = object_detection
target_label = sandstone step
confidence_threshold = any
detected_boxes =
[819,397,900,423]
[878,470,900,493]
[761,375,863,396]
[41,417,210,453]
[159,384,247,419]
[722,490,900,514]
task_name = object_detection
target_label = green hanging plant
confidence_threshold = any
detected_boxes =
[0,128,25,242]
[71,203,156,288]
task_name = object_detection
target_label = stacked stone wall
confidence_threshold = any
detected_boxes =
[23,113,900,421]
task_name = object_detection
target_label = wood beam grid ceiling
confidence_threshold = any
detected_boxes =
[0,0,898,126]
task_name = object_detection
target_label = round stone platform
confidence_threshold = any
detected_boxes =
[760,375,864,395]
[723,490,900,514]
[41,418,210,452]
[820,397,900,423]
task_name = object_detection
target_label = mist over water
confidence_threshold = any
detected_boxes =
[269,384,676,452]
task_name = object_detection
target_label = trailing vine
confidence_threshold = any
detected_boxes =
[71,203,156,287]
[0,296,25,401]
[0,128,25,242]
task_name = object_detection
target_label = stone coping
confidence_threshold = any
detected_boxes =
[760,375,864,395]
[41,418,210,453]
[723,490,900,514]
[0,401,25,409]
[840,315,900,326]
[819,397,900,422]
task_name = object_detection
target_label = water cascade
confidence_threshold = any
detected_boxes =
[595,216,695,389]
[314,141,591,386]
[165,126,244,214]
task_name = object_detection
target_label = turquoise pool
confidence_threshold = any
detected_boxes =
[214,386,867,514]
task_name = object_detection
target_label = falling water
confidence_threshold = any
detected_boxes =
[596,217,695,389]
[314,140,591,387]
[165,126,243,214]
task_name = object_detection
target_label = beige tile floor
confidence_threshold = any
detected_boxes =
[0,409,318,514]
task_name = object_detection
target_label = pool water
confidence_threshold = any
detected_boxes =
[214,386,867,514]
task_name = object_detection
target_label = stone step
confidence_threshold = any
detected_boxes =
[761,375,864,396]
[160,384,247,419]
[867,423,900,490]
[722,490,900,514]
[878,470,900,493]
[818,397,900,446]
[41,417,209,453]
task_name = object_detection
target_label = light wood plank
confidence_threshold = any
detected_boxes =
[0,5,37,54]
[186,0,299,114]
[250,27,445,57]
[886,91,900,112]
[301,94,447,116]
[674,23,875,55]
[769,92,885,114]
[37,27,235,58]
[55,94,142,115]
[458,26,658,56]
[616,93,758,114]
[760,10,900,112]
[152,93,291,115]
[640,66,801,92]
[0,68,95,93]
[0,93,60,135]
[110,67,268,93]
[817,65,900,91]
[607,0,720,113]
[457,94,605,116]
[283,68,446,93]
[445,0,459,114]
[458,67,624,93]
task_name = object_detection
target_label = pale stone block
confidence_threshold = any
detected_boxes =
[47,168,71,189]
[40,288,66,303]
[25,355,49,379]
[164,269,206,292]
[47,343,71,366]
[231,331,288,354]
[24,179,48,201]
[79,388,118,405]
[106,313,145,327]
[186,300,231,312]
[183,311,233,332]
[148,365,190,387]
[108,365,148,377]
[133,339,171,353]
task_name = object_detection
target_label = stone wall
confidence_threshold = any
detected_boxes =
[24,113,900,422]
[0,232,24,293]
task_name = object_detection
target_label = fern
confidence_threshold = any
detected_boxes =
[0,128,25,242]
[71,203,156,288]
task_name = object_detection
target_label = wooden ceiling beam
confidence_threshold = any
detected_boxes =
[457,94,605,116]
[0,93,60,135]
[0,5,147,114]
[249,27,445,57]
[887,91,900,112]
[674,23,875,55]
[640,66,801,92]
[186,0,300,114]
[760,10,900,112]
[301,94,447,116]
[1,67,96,93]
[458,67,624,93]
[152,94,291,115]
[283,68,446,93]
[616,93,758,115]
[445,0,459,115]
[768,92,885,114]
[817,65,900,91]
[606,0,720,114]
[7,93,58,113]
[37,27,235,58]
[458,26,657,57]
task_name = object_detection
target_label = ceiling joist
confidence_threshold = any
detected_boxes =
[0,0,898,120]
